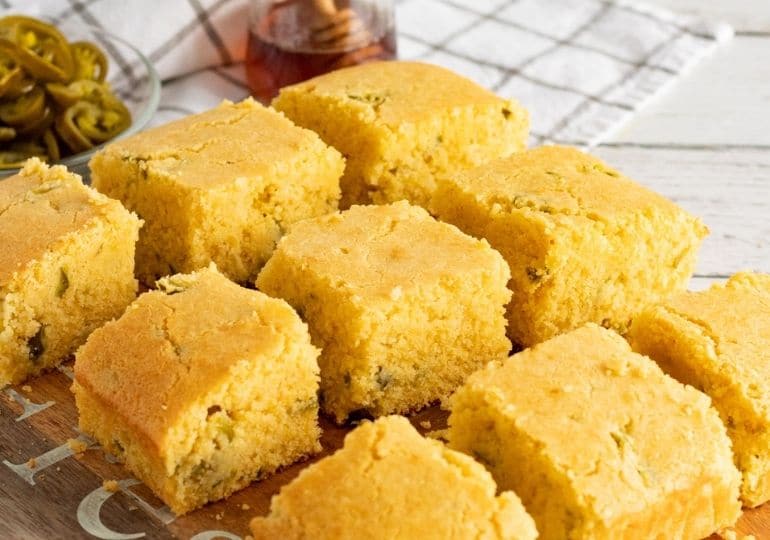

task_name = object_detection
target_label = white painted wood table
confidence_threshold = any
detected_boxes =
[594,0,770,291]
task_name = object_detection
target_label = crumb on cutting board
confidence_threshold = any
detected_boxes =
[67,438,89,454]
[103,480,119,493]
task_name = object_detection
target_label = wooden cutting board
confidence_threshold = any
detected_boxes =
[0,362,768,540]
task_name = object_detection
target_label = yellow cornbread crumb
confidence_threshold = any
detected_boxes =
[90,98,345,285]
[447,324,741,540]
[0,158,141,385]
[73,266,322,515]
[432,145,707,347]
[102,479,119,493]
[67,438,89,454]
[26,458,36,469]
[250,416,537,540]
[273,61,528,209]
[257,201,512,423]
[629,272,770,507]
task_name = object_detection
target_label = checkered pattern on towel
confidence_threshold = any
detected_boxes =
[2,0,732,146]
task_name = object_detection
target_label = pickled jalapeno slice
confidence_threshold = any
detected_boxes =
[0,16,74,83]
[0,84,45,126]
[71,41,107,82]
[55,101,95,153]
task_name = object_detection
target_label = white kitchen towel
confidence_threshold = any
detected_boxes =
[2,0,732,146]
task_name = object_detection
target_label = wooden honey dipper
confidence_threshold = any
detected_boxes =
[309,0,372,51]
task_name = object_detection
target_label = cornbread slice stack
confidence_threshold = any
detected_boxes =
[90,98,345,285]
[257,201,512,423]
[250,416,538,540]
[629,272,770,507]
[0,158,141,386]
[272,61,529,209]
[432,145,708,347]
[73,266,321,515]
[447,324,741,540]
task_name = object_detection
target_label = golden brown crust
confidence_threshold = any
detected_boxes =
[275,61,512,127]
[0,158,128,286]
[448,324,742,539]
[95,98,341,189]
[250,416,537,540]
[628,272,770,506]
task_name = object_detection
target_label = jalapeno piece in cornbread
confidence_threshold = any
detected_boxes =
[628,272,770,507]
[251,416,537,540]
[256,201,512,424]
[272,61,529,209]
[0,158,141,386]
[90,98,345,285]
[73,266,322,515]
[431,145,708,347]
[447,324,741,540]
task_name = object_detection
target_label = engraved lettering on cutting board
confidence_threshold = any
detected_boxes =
[190,531,241,540]
[78,478,146,540]
[2,434,93,485]
[4,388,54,421]
[77,478,175,539]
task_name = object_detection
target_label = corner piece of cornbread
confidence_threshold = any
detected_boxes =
[0,158,141,386]
[272,61,529,209]
[447,324,741,540]
[73,266,321,515]
[432,145,708,347]
[250,415,537,540]
[628,272,770,507]
[90,98,345,285]
[256,201,512,423]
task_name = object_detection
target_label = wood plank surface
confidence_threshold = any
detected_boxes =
[594,146,770,277]
[611,36,770,147]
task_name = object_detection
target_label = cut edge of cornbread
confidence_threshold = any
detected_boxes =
[250,416,538,540]
[73,266,322,514]
[628,272,770,507]
[90,98,345,285]
[431,146,708,347]
[272,61,529,208]
[447,324,741,540]
[0,158,141,386]
[256,201,512,423]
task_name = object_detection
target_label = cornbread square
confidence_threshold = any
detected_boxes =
[90,98,345,285]
[251,415,537,540]
[432,146,708,347]
[628,272,770,507]
[447,324,741,540]
[73,266,321,515]
[272,61,528,209]
[0,159,140,386]
[256,201,512,423]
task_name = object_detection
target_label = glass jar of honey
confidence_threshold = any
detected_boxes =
[245,0,397,104]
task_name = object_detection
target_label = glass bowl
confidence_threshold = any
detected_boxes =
[0,23,160,180]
